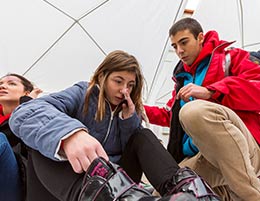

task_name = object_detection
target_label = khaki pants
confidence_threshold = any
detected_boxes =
[178,100,260,201]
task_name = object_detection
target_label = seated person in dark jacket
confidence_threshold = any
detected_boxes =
[0,73,41,201]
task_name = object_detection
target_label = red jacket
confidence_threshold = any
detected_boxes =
[145,31,260,145]
[0,104,21,147]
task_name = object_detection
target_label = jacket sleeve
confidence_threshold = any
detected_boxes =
[118,112,142,150]
[144,91,176,127]
[9,82,88,160]
[207,48,260,112]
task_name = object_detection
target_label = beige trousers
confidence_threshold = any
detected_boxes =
[178,100,260,201]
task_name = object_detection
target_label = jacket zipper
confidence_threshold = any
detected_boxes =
[101,102,115,145]
[191,40,234,89]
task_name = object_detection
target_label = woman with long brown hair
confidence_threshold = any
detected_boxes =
[10,50,219,201]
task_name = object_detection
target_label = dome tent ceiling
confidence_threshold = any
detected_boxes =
[193,0,260,51]
[0,0,187,105]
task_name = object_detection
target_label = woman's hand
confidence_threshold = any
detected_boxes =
[120,88,135,119]
[62,130,108,173]
[29,87,43,98]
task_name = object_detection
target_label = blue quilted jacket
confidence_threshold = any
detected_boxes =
[9,81,141,163]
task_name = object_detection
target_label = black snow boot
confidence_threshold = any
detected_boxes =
[78,158,212,201]
[164,167,221,201]
[78,157,159,201]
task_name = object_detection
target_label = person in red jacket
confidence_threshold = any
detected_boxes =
[145,17,260,200]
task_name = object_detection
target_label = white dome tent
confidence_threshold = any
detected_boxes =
[192,0,260,51]
[0,0,187,106]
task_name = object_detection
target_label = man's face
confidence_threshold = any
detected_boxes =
[170,29,204,66]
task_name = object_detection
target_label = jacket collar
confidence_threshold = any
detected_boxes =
[0,105,10,125]
[183,30,231,75]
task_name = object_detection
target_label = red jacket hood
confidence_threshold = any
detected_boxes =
[184,30,228,74]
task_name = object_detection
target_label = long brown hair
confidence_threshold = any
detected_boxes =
[84,50,144,121]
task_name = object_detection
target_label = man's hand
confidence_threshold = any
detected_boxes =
[62,130,108,173]
[177,83,214,102]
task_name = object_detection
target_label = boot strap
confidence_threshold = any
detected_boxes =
[79,167,148,201]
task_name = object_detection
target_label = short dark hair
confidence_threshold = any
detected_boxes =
[2,73,34,92]
[169,17,203,39]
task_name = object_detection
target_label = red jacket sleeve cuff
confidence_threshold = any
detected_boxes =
[209,90,224,102]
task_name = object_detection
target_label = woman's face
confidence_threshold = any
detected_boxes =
[104,71,136,106]
[0,75,28,104]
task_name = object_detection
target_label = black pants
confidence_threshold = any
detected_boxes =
[26,128,179,201]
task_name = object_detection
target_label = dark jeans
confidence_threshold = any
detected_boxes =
[0,133,21,201]
[26,128,179,201]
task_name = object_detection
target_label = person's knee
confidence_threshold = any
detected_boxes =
[137,127,155,137]
[132,128,157,144]
[179,100,207,126]
[0,133,19,171]
[0,132,8,143]
[0,133,9,156]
